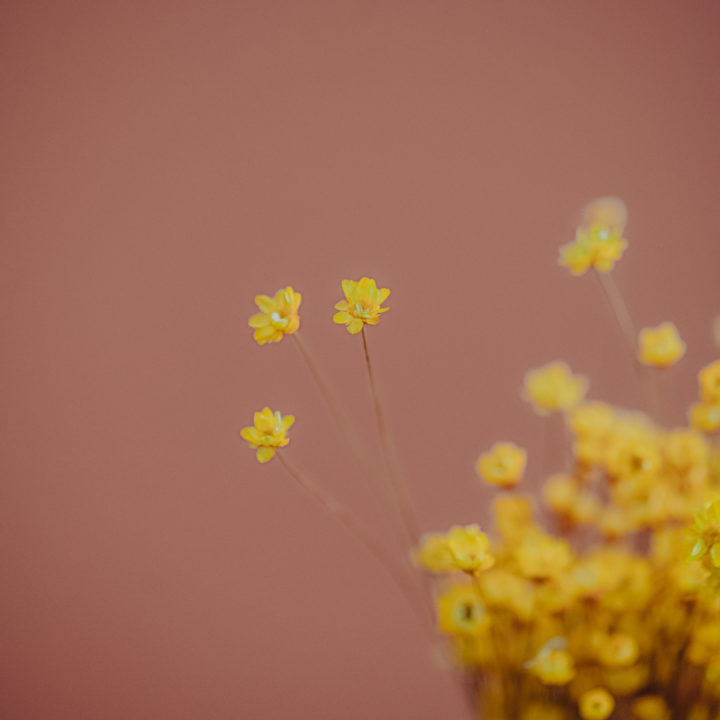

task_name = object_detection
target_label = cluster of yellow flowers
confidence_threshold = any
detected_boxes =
[242,198,720,720]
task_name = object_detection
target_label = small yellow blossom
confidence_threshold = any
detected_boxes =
[248,286,301,345]
[446,525,495,572]
[605,437,661,483]
[413,533,455,573]
[493,495,536,541]
[516,532,572,580]
[333,277,390,334]
[437,585,488,636]
[596,633,639,669]
[528,643,576,686]
[240,407,294,463]
[688,498,720,569]
[689,401,720,433]
[699,360,720,403]
[637,322,686,367]
[476,442,527,488]
[632,695,670,720]
[524,362,588,414]
[578,688,615,720]
[559,224,628,275]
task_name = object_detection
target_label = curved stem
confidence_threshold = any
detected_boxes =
[275,452,433,629]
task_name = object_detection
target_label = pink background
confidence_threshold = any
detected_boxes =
[2,2,719,718]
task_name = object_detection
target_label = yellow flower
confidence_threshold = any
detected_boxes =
[332,277,390,334]
[559,224,628,276]
[446,525,495,572]
[437,585,488,636]
[523,362,588,414]
[689,401,720,433]
[637,322,686,367]
[248,286,301,345]
[493,495,536,541]
[240,407,294,463]
[476,442,527,488]
[699,360,720,403]
[605,437,661,483]
[632,695,670,720]
[516,531,572,580]
[413,533,456,573]
[688,498,720,569]
[596,633,639,669]
[527,642,576,685]
[579,688,615,720]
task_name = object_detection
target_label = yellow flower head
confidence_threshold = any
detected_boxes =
[516,531,572,580]
[493,495,536,541]
[413,533,456,573]
[559,224,628,276]
[688,498,720,570]
[240,407,294,463]
[527,641,576,686]
[699,360,720,403]
[248,286,301,345]
[637,322,686,368]
[596,633,639,669]
[476,442,527,488]
[632,695,670,720]
[689,401,720,433]
[437,585,488,636]
[578,688,615,720]
[333,277,390,334]
[523,362,588,415]
[446,524,495,573]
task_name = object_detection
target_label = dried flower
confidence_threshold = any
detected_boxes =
[333,277,390,334]
[523,361,588,414]
[476,442,527,488]
[638,322,686,367]
[241,407,294,462]
[249,286,301,345]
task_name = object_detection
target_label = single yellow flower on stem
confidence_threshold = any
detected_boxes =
[333,277,390,334]
[240,407,294,462]
[637,322,686,367]
[476,442,527,488]
[248,286,301,345]
[578,688,615,720]
[559,224,628,276]
[699,360,720,403]
[523,361,588,414]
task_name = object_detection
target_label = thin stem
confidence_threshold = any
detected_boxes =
[360,326,421,546]
[275,452,432,629]
[292,333,367,464]
[592,270,663,422]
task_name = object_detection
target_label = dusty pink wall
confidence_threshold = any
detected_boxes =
[1,2,719,718]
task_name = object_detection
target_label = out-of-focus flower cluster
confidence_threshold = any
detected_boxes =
[416,376,720,719]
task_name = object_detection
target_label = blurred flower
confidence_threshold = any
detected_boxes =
[241,407,294,463]
[632,695,670,720]
[476,442,527,488]
[637,322,686,367]
[689,402,720,433]
[446,524,495,572]
[688,498,720,570]
[527,641,576,685]
[578,688,615,720]
[248,286,301,345]
[523,361,588,414]
[559,224,628,275]
[437,585,488,636]
[699,360,720,403]
[333,277,390,334]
